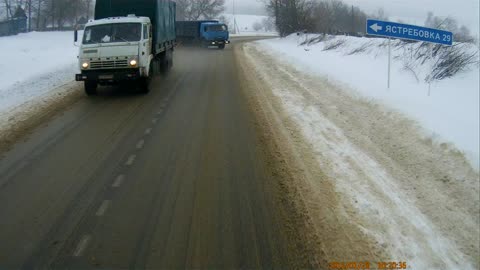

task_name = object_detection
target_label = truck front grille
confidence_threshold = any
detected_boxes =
[90,60,129,69]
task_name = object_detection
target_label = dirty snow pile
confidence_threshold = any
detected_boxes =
[0,31,79,118]
[257,34,480,169]
[245,35,479,269]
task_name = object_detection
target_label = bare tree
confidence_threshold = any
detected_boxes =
[39,0,88,29]
[455,25,475,43]
[2,0,13,19]
[425,12,475,43]
[261,17,275,32]
[266,0,314,36]
[372,7,388,21]
[252,21,262,31]
[266,0,369,36]
[176,0,225,21]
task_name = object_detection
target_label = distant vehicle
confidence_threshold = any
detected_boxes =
[176,20,230,49]
[74,0,176,95]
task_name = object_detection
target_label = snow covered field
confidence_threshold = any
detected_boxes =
[257,34,480,169]
[0,31,79,130]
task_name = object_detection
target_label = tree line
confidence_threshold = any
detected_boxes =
[0,0,226,31]
[1,0,93,30]
[175,0,225,21]
[265,0,476,43]
[424,12,475,43]
[265,0,369,37]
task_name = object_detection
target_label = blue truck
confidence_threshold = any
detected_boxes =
[176,20,230,49]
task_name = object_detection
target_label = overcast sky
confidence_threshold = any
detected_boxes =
[225,0,480,34]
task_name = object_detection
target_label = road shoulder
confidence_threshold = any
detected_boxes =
[238,41,479,269]
[235,42,390,268]
[0,82,83,158]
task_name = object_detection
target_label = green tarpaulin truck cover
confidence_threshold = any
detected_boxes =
[95,0,176,54]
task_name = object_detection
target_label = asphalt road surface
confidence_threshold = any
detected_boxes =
[0,38,315,269]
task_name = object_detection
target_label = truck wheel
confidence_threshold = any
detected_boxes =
[140,63,153,94]
[154,58,162,75]
[84,81,97,95]
[167,49,174,69]
[160,51,171,74]
[219,44,225,50]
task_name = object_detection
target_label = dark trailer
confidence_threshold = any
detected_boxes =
[176,20,219,43]
[95,0,176,55]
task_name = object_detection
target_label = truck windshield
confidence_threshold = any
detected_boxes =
[83,23,142,44]
[206,24,227,32]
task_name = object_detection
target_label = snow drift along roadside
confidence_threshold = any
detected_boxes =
[0,31,79,113]
[257,34,480,170]
[0,31,81,151]
[242,40,479,269]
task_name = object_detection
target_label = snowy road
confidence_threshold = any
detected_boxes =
[0,33,478,269]
[0,37,319,269]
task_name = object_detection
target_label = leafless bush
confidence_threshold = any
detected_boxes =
[300,34,328,46]
[395,39,479,82]
[427,46,479,81]
[346,42,372,55]
[403,63,420,83]
[322,38,346,51]
[253,21,263,32]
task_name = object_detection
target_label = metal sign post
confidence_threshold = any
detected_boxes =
[388,37,391,89]
[366,19,453,90]
[232,0,239,34]
[428,44,433,96]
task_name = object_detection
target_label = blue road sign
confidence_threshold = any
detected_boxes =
[366,19,453,46]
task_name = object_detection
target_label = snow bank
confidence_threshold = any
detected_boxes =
[0,31,79,115]
[243,40,479,270]
[257,34,480,169]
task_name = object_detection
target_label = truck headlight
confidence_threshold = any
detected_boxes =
[82,62,89,69]
[129,60,137,67]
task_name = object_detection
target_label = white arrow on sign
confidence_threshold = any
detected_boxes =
[370,23,383,32]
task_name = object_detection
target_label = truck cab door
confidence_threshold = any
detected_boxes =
[142,24,152,65]
[200,24,208,41]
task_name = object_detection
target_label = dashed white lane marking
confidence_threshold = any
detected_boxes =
[112,175,125,188]
[152,118,158,124]
[125,155,137,166]
[145,128,152,135]
[136,139,145,149]
[73,235,91,257]
[156,110,163,115]
[96,200,111,216]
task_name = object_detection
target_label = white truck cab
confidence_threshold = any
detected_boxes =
[75,15,155,94]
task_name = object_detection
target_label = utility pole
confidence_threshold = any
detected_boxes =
[274,0,279,36]
[4,0,12,19]
[51,0,54,30]
[351,5,354,33]
[28,0,32,31]
[232,0,238,34]
[36,0,40,30]
[86,0,91,20]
